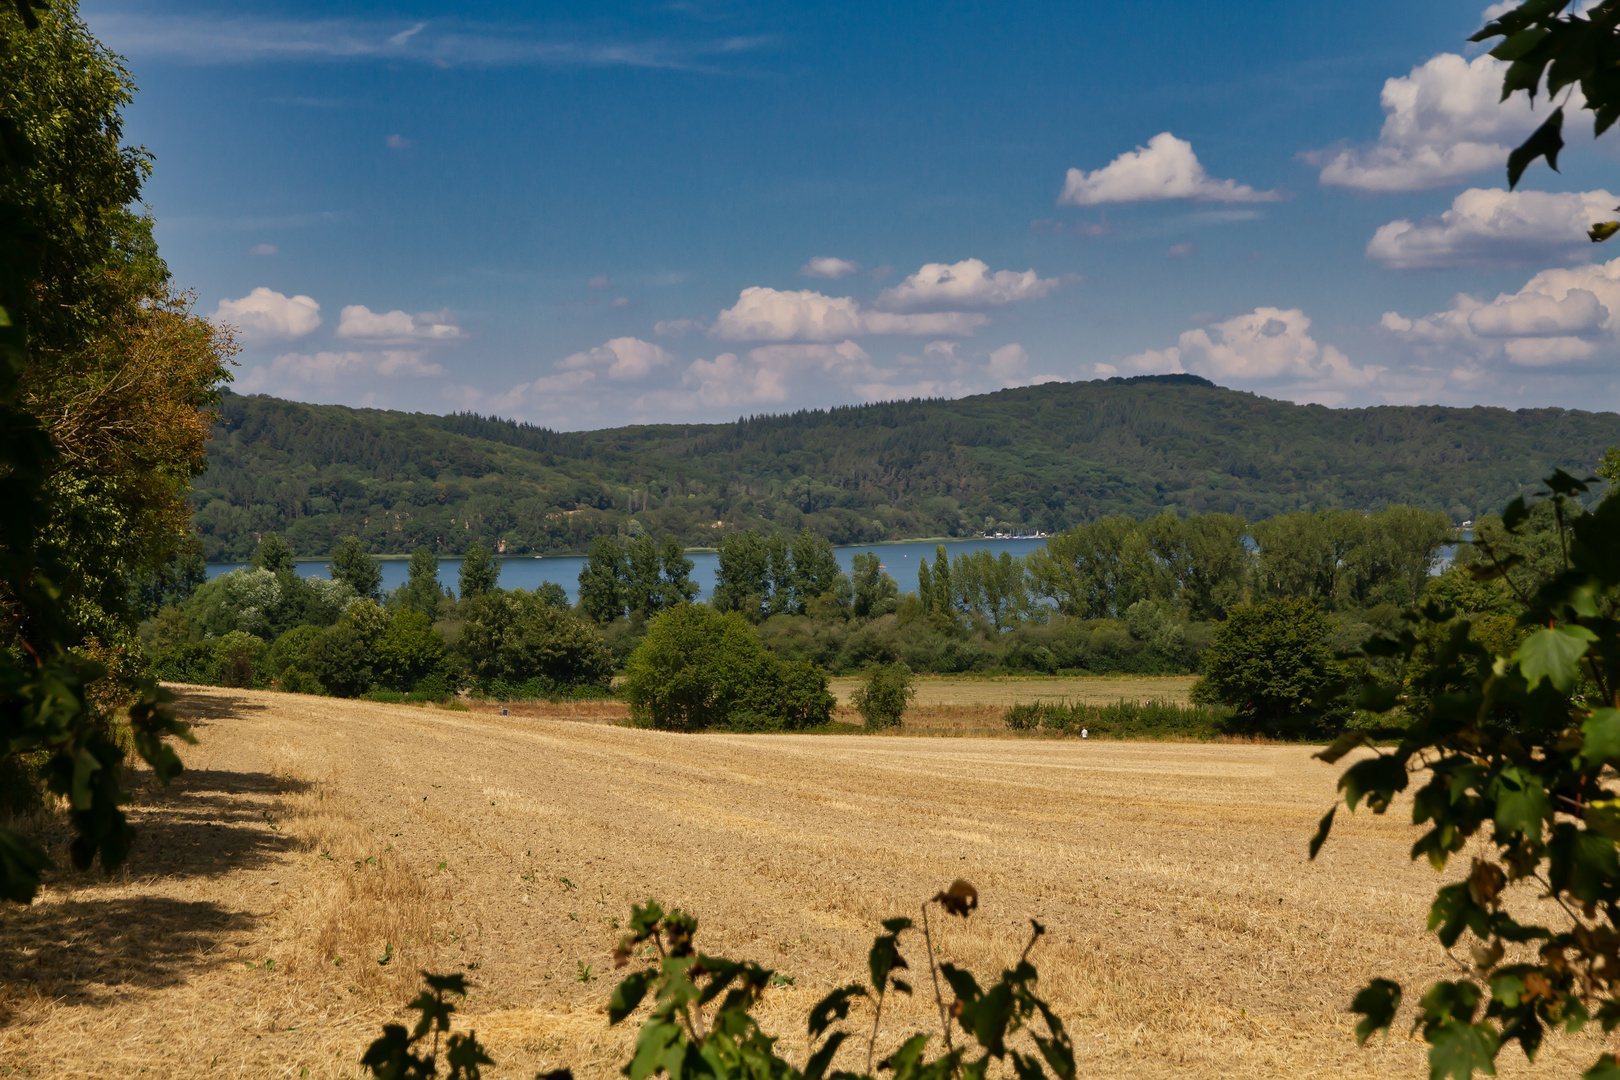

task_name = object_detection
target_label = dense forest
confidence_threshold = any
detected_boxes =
[190,375,1620,560]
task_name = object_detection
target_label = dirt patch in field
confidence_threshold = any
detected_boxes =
[0,687,1595,1078]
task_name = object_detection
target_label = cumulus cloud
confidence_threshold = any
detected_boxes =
[987,343,1029,382]
[1059,133,1283,206]
[710,287,988,342]
[800,256,861,279]
[1367,187,1618,269]
[1124,307,1382,405]
[556,336,672,381]
[249,243,278,256]
[1314,53,1578,192]
[876,259,1058,311]
[211,286,321,341]
[1381,257,1620,369]
[238,349,443,393]
[336,304,462,342]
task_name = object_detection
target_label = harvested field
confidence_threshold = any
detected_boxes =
[0,686,1597,1077]
[827,674,1198,709]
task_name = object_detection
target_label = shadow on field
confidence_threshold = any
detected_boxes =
[0,894,252,1011]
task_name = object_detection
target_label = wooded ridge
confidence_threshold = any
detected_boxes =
[191,374,1620,559]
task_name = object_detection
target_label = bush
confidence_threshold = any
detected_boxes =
[851,661,915,730]
[214,630,266,688]
[306,623,375,698]
[151,640,218,684]
[623,604,834,732]
[1191,597,1337,732]
[457,589,612,695]
[1003,698,1231,738]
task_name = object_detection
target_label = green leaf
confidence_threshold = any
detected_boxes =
[1513,624,1596,692]
[0,826,53,905]
[1582,709,1620,768]
[1508,107,1564,189]
[1426,1018,1499,1080]
[1490,26,1551,61]
[1308,805,1335,860]
[1585,1052,1620,1080]
[1350,978,1402,1045]
[608,970,654,1025]
[1493,767,1552,844]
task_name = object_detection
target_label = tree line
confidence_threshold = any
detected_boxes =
[187,381,1620,560]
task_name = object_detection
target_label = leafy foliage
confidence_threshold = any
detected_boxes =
[623,605,834,731]
[0,0,198,905]
[851,662,915,730]
[1315,469,1620,1079]
[457,589,612,696]
[1191,598,1338,732]
[603,884,1073,1080]
[192,381,1620,559]
[578,534,698,622]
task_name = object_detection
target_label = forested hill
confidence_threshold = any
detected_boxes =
[191,375,1620,560]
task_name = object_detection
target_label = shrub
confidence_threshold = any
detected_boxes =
[1192,597,1336,732]
[623,604,833,732]
[1002,698,1231,739]
[266,623,323,679]
[214,630,265,688]
[306,623,375,698]
[457,589,612,695]
[151,640,218,684]
[851,661,915,730]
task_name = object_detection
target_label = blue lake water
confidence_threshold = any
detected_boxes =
[205,537,1051,603]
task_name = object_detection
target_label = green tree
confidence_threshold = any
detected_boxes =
[374,609,448,693]
[1149,511,1251,621]
[457,589,612,694]
[713,530,770,615]
[457,541,500,600]
[251,532,295,575]
[330,535,382,601]
[306,623,375,699]
[851,553,898,619]
[1192,598,1335,731]
[659,535,699,610]
[789,528,841,611]
[623,604,832,731]
[1027,516,1161,619]
[393,547,445,620]
[214,630,265,689]
[129,533,206,619]
[951,549,1031,631]
[852,661,915,730]
[933,544,953,613]
[916,558,935,613]
[578,535,628,622]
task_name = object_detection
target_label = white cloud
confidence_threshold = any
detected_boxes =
[710,286,988,342]
[556,336,673,381]
[987,343,1029,383]
[1059,133,1283,206]
[211,286,321,341]
[1314,53,1578,193]
[654,318,705,337]
[587,274,611,289]
[249,243,278,256]
[386,133,411,149]
[1124,307,1382,405]
[1166,242,1196,258]
[86,12,776,70]
[800,256,861,279]
[336,304,462,342]
[1381,256,1620,369]
[239,349,443,392]
[1367,188,1618,269]
[876,259,1058,311]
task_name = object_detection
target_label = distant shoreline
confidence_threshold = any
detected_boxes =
[203,534,1051,566]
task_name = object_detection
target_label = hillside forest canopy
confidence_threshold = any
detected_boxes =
[188,380,1620,561]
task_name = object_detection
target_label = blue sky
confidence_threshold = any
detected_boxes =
[88,0,1620,427]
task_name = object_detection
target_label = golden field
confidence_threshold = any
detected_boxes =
[0,686,1599,1078]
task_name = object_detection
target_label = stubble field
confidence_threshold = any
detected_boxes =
[0,686,1600,1078]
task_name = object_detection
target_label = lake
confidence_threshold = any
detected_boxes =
[204,536,1051,603]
